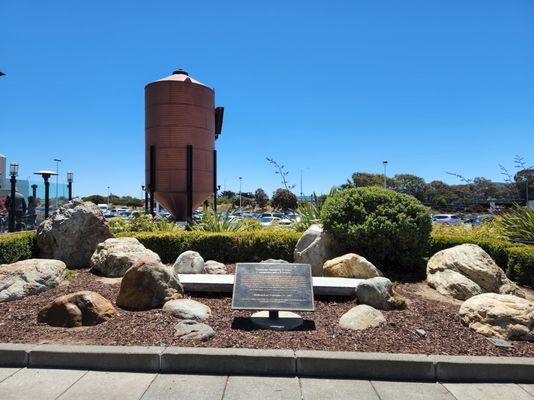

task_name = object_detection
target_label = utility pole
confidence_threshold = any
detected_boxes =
[53,159,61,207]
[382,160,388,189]
[239,177,243,211]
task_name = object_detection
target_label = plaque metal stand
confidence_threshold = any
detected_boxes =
[250,310,303,331]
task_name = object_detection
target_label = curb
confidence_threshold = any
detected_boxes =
[1,343,533,382]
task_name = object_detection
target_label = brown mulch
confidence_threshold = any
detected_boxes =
[0,270,532,357]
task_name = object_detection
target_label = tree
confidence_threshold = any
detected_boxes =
[271,188,298,210]
[82,195,106,204]
[514,168,533,204]
[254,188,269,208]
[394,174,426,200]
[423,181,450,210]
[266,157,295,190]
[349,172,396,188]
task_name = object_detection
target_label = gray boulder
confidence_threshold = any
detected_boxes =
[90,237,161,277]
[173,251,205,274]
[163,299,211,321]
[294,224,336,276]
[174,320,214,341]
[204,260,227,275]
[355,277,406,310]
[37,199,113,268]
[0,259,66,302]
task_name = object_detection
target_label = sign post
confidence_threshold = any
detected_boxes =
[232,263,314,330]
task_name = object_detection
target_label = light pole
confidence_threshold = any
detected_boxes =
[107,186,111,207]
[53,158,61,207]
[8,163,18,232]
[67,171,73,200]
[34,170,58,218]
[239,177,243,211]
[382,160,388,189]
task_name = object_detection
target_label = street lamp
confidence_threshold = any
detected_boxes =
[142,185,148,211]
[53,159,61,207]
[67,171,73,201]
[382,160,388,189]
[8,163,18,232]
[34,170,58,218]
[107,186,111,207]
[239,177,243,211]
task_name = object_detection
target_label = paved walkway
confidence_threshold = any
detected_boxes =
[0,367,533,400]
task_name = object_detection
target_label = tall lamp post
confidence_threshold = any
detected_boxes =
[34,170,58,218]
[53,159,61,206]
[239,177,243,211]
[67,171,73,200]
[142,185,148,211]
[8,163,18,232]
[382,160,388,189]
[107,186,111,208]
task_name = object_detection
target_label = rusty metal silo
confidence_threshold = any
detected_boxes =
[145,70,223,220]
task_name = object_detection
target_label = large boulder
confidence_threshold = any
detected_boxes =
[355,277,406,310]
[339,304,385,331]
[427,244,523,300]
[459,293,533,341]
[90,237,161,277]
[38,291,116,328]
[117,257,183,310]
[37,199,114,268]
[323,253,383,279]
[204,260,227,275]
[294,224,336,276]
[163,299,211,321]
[173,251,205,274]
[0,259,66,303]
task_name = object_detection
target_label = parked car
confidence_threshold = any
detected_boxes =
[259,216,279,227]
[432,214,462,225]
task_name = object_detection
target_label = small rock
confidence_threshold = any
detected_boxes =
[173,251,205,274]
[485,336,512,348]
[323,253,383,279]
[117,256,183,311]
[260,259,289,264]
[90,237,161,277]
[163,299,211,321]
[174,320,214,341]
[459,293,533,341]
[38,291,116,327]
[416,329,427,338]
[355,277,406,310]
[339,304,385,331]
[0,259,66,303]
[204,260,227,275]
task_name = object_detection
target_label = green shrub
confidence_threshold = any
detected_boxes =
[429,233,512,268]
[118,230,301,264]
[321,187,432,272]
[506,246,534,288]
[0,231,38,264]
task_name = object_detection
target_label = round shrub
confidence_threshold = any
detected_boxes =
[321,187,432,272]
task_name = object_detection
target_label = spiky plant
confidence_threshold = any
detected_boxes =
[495,205,534,242]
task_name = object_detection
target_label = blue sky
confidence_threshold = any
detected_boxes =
[1,0,533,198]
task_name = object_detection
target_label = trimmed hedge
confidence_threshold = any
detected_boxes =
[505,246,534,288]
[0,231,38,264]
[118,230,302,264]
[430,232,533,288]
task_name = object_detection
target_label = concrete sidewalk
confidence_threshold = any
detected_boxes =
[1,367,533,400]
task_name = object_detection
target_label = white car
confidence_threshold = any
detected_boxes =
[432,214,462,225]
[259,216,279,226]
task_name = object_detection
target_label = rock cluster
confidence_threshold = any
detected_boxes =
[117,256,183,310]
[37,199,113,268]
[90,237,161,277]
[0,259,66,303]
[38,291,116,327]
[427,244,523,300]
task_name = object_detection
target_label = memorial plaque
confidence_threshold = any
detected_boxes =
[232,263,314,312]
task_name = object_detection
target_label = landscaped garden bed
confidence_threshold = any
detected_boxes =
[0,269,532,357]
